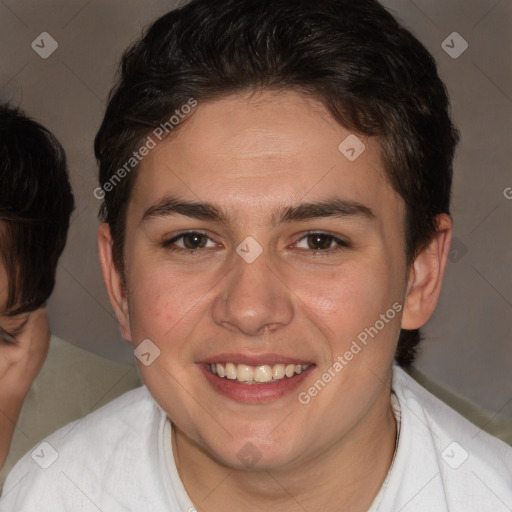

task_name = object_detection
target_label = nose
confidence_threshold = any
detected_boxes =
[211,250,294,336]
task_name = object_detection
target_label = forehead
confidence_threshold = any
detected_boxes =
[129,90,400,223]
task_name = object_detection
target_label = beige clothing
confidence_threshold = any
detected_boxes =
[0,335,142,487]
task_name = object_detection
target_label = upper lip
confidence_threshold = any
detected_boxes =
[199,353,314,366]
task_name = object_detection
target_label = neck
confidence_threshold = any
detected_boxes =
[173,390,397,512]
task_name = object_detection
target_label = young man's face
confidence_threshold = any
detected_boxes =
[100,90,445,471]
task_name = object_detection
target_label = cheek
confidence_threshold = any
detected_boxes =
[293,258,400,344]
[125,257,217,344]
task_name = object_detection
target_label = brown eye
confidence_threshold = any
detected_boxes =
[162,231,217,251]
[182,232,208,249]
[307,234,335,250]
[295,232,349,252]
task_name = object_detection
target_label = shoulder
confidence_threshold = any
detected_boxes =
[393,366,512,465]
[0,336,142,486]
[25,335,142,417]
[23,384,159,461]
[391,366,512,510]
[1,386,168,511]
[41,335,142,394]
[407,365,512,444]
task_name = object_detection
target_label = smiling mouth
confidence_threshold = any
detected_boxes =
[206,362,311,384]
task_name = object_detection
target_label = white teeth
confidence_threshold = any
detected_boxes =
[225,362,237,380]
[285,364,295,378]
[209,362,310,383]
[272,364,285,380]
[237,364,254,382]
[254,365,272,383]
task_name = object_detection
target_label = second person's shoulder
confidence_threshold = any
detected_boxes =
[1,386,166,511]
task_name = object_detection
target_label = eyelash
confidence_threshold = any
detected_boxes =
[0,317,29,345]
[161,230,350,255]
[0,328,18,345]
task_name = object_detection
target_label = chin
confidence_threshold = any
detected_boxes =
[202,432,307,472]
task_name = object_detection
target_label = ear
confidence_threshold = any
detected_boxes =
[97,223,132,341]
[401,214,453,330]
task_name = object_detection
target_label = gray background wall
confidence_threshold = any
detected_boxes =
[1,1,511,418]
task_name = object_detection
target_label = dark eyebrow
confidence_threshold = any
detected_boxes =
[271,198,375,226]
[141,196,375,226]
[142,196,230,224]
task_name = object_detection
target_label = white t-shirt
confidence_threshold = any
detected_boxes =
[1,366,511,511]
[0,335,142,489]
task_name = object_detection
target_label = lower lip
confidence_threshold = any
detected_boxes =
[198,364,314,404]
